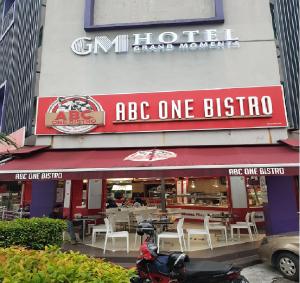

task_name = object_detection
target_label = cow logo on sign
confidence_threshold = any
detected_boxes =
[124,149,177,161]
[45,96,105,134]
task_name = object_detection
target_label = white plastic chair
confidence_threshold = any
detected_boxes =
[186,215,213,250]
[62,231,70,241]
[114,211,131,231]
[147,207,158,211]
[141,211,153,221]
[91,224,107,245]
[62,230,80,242]
[250,211,258,235]
[157,218,186,253]
[106,208,119,213]
[103,218,129,254]
[208,217,228,244]
[230,212,253,241]
[134,215,144,247]
[0,206,6,220]
[87,219,97,234]
[236,211,258,235]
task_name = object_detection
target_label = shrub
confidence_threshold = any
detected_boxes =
[0,246,135,283]
[0,218,66,249]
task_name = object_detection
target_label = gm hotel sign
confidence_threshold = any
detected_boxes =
[72,0,240,55]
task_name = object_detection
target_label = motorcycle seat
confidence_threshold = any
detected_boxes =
[184,261,232,278]
[148,255,170,275]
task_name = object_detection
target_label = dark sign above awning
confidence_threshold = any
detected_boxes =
[0,145,298,180]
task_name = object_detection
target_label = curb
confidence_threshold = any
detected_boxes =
[112,254,262,269]
[62,239,262,269]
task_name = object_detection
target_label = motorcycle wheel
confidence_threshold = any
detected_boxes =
[231,275,250,283]
[130,276,141,283]
[130,276,149,283]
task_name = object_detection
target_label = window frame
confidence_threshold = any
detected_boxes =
[84,0,224,31]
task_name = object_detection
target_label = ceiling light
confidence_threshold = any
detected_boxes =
[191,181,196,188]
[112,185,133,191]
[107,178,133,183]
[212,178,220,188]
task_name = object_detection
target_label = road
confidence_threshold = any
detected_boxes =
[241,263,293,283]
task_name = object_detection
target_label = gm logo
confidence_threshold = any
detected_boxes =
[84,0,224,31]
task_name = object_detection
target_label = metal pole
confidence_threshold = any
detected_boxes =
[160,178,166,212]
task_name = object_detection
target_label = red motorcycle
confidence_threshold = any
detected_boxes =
[130,221,249,283]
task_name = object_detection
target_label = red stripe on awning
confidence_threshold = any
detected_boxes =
[0,145,298,180]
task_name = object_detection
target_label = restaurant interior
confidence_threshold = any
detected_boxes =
[0,175,265,252]
[69,175,265,252]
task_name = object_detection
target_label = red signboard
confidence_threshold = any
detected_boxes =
[35,86,287,135]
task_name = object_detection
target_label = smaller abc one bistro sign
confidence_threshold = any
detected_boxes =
[44,96,105,134]
[35,86,287,135]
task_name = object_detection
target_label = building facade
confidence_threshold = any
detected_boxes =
[36,0,287,148]
[0,0,42,136]
[0,0,298,235]
[270,0,299,130]
[0,0,42,210]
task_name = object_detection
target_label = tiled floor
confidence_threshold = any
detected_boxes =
[83,222,264,253]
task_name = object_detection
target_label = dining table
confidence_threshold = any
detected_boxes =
[72,216,98,241]
[152,210,182,216]
[151,219,174,231]
[208,213,238,234]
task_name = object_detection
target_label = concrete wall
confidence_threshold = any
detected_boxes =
[36,0,287,148]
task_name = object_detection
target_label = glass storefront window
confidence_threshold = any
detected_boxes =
[0,181,22,210]
[105,177,230,208]
[165,177,229,207]
[106,178,176,207]
[184,177,229,207]
[106,178,134,206]
[56,180,65,204]
[246,176,266,207]
[81,179,88,207]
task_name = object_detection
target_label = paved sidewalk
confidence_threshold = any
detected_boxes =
[62,242,295,282]
[242,263,292,283]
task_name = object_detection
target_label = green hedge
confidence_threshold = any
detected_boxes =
[0,218,66,250]
[0,246,135,283]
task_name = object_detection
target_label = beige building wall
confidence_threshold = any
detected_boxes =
[36,0,287,148]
